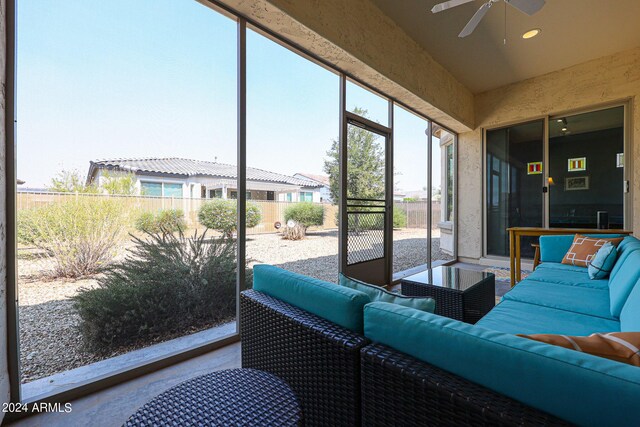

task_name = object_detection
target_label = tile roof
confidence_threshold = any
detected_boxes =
[294,173,330,186]
[89,158,320,187]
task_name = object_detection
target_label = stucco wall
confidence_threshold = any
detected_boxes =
[223,0,474,133]
[0,0,9,420]
[458,47,640,260]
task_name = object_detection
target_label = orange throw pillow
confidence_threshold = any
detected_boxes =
[518,332,640,366]
[561,234,623,267]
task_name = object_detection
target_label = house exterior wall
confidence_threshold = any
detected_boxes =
[457,47,640,262]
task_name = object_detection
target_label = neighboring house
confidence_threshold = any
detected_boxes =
[293,173,332,203]
[87,158,323,201]
[402,190,429,201]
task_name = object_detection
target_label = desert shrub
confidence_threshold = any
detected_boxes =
[197,199,261,238]
[282,202,324,240]
[17,198,129,278]
[135,209,185,234]
[73,229,252,352]
[393,207,407,228]
[285,202,324,228]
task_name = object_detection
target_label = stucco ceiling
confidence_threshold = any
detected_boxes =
[370,0,640,94]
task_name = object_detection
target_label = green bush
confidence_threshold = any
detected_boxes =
[282,202,324,240]
[135,209,185,234]
[197,199,261,238]
[17,198,129,278]
[73,229,252,352]
[393,207,407,228]
[284,202,324,228]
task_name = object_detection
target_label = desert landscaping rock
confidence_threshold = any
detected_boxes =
[18,229,449,383]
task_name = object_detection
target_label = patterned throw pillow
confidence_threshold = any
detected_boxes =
[518,332,640,366]
[587,242,618,280]
[561,234,623,267]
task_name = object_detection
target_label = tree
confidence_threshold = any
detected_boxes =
[101,171,137,195]
[49,169,97,193]
[324,108,385,204]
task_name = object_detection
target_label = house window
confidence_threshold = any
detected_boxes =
[209,189,222,198]
[300,192,313,202]
[164,183,183,198]
[267,191,275,201]
[141,181,183,198]
[140,182,162,197]
[230,191,251,200]
[286,193,293,202]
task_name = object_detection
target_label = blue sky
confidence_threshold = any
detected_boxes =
[17,0,439,192]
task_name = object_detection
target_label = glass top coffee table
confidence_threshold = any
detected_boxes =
[400,266,495,324]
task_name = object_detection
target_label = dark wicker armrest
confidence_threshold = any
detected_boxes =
[361,343,571,427]
[240,289,369,427]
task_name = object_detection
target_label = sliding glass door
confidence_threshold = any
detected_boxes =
[486,121,544,258]
[485,105,629,258]
[548,106,625,229]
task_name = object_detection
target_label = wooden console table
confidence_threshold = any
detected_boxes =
[507,227,633,287]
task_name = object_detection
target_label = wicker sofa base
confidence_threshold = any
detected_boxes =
[240,290,370,427]
[361,343,570,426]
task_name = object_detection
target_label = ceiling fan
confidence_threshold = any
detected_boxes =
[431,0,545,38]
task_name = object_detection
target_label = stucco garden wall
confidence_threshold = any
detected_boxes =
[458,47,640,261]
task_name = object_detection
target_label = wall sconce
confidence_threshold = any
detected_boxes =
[548,177,555,186]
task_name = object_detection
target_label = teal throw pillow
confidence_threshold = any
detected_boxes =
[339,273,435,313]
[588,242,618,280]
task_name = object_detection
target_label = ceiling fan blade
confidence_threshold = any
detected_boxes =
[431,0,476,14]
[505,0,545,15]
[458,2,492,38]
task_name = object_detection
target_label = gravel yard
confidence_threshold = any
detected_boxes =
[18,228,449,383]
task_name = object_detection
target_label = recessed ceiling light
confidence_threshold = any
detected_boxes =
[522,28,541,39]
[561,127,568,132]
[556,119,563,123]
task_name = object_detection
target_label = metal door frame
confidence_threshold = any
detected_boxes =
[339,76,394,285]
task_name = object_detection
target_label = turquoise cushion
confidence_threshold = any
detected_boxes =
[476,300,620,335]
[617,235,640,253]
[609,241,640,281]
[536,262,589,274]
[502,280,613,320]
[539,234,627,263]
[539,235,575,263]
[620,276,640,331]
[339,274,435,313]
[588,242,617,279]
[608,250,640,317]
[252,264,370,333]
[364,302,640,427]
[528,264,608,290]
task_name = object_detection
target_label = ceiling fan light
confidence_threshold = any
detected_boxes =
[522,28,541,39]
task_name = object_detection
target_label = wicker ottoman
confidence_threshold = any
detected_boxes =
[401,266,495,324]
[124,368,303,426]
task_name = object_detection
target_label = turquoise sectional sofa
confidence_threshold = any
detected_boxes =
[242,235,640,426]
[367,234,640,426]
